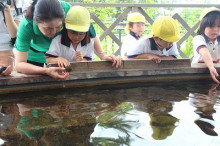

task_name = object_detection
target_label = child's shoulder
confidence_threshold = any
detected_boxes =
[53,34,62,41]
[139,36,151,43]
[193,35,207,43]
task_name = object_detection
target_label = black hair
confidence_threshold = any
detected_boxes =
[128,22,134,27]
[25,0,65,22]
[61,26,91,47]
[197,11,220,35]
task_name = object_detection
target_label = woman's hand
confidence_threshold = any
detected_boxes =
[1,65,13,76]
[57,57,70,68]
[103,55,122,68]
[45,67,69,81]
[75,51,83,62]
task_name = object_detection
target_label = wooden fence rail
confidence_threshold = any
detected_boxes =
[70,3,220,58]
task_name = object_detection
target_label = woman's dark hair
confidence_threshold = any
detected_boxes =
[197,11,220,35]
[61,26,91,47]
[25,0,65,22]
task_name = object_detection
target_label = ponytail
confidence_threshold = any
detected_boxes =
[25,0,38,20]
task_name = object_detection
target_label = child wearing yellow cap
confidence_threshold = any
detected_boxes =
[46,6,121,68]
[127,16,180,63]
[121,12,145,59]
[192,7,220,83]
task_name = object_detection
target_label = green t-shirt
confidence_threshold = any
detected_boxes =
[15,1,96,64]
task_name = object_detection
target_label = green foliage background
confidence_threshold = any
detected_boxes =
[64,0,206,59]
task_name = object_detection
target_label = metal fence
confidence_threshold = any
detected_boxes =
[70,3,220,58]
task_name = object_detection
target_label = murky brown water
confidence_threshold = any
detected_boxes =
[0,80,220,146]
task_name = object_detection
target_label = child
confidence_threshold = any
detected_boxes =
[127,16,180,63]
[120,12,145,59]
[192,7,220,83]
[46,6,121,68]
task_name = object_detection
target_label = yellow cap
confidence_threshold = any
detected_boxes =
[196,7,220,33]
[125,12,146,34]
[199,7,220,21]
[149,16,180,42]
[65,6,90,32]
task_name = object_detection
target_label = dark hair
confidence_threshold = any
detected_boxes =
[25,0,65,23]
[197,11,220,35]
[61,26,91,47]
[128,22,134,27]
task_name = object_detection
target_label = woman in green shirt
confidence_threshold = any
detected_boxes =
[15,0,97,80]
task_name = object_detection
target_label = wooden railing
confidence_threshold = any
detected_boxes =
[70,3,220,58]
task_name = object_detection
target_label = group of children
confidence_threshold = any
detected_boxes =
[0,4,220,83]
[121,7,220,83]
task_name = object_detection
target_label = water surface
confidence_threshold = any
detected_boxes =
[0,80,220,146]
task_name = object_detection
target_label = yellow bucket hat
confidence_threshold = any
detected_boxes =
[196,7,220,32]
[199,7,220,21]
[125,12,145,34]
[149,16,180,42]
[65,6,90,32]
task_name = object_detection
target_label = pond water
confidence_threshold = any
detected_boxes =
[0,80,220,146]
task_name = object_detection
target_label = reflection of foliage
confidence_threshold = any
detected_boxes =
[94,102,135,145]
[97,102,133,130]
[17,109,55,140]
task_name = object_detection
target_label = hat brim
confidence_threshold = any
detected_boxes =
[66,23,89,32]
[162,35,180,43]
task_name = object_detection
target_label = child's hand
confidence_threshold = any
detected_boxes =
[75,51,83,62]
[103,55,122,68]
[57,57,70,68]
[1,65,13,76]
[152,57,161,63]
[209,67,219,83]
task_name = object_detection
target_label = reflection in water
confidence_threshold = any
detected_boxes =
[189,84,219,136]
[0,81,220,145]
[90,99,180,145]
[146,100,179,140]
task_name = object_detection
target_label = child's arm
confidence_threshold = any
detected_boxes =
[93,37,122,68]
[199,47,219,83]
[160,56,177,59]
[47,57,70,68]
[128,53,161,63]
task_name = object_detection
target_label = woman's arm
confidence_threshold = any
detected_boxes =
[15,50,48,74]
[15,50,69,80]
[4,5,17,38]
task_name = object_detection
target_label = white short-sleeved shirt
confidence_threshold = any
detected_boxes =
[0,0,29,51]
[46,35,95,62]
[121,34,140,59]
[192,35,220,63]
[127,36,179,58]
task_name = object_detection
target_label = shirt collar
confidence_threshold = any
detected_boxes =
[61,29,71,47]
[33,20,43,36]
[130,31,140,40]
[202,34,220,44]
[149,37,172,51]
[202,34,211,43]
[217,36,220,42]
